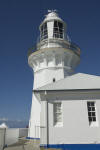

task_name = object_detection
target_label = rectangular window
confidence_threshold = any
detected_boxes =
[87,101,98,127]
[53,102,63,126]
[40,23,48,40]
[53,21,64,39]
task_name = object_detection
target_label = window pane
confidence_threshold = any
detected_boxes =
[53,21,63,39]
[54,21,58,27]
[92,112,96,116]
[59,29,63,33]
[58,22,63,29]
[91,102,94,106]
[40,23,48,40]
[87,103,91,106]
[44,23,47,28]
[88,107,91,111]
[92,107,95,111]
[60,34,63,38]
[93,117,96,121]
[41,25,43,31]
[87,102,97,124]
[54,27,58,32]
[88,112,92,116]
[89,117,92,122]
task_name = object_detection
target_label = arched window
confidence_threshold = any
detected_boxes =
[53,21,64,39]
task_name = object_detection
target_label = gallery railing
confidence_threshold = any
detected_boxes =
[28,36,80,57]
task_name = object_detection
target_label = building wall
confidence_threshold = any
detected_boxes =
[40,101,48,144]
[28,94,41,138]
[40,91,100,145]
[34,68,64,89]
[28,44,80,138]
[28,65,65,138]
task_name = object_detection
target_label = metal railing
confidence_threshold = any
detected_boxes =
[28,37,80,57]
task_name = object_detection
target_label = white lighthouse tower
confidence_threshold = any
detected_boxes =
[28,10,80,138]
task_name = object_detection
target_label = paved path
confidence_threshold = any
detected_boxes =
[4,138,40,150]
[4,138,60,150]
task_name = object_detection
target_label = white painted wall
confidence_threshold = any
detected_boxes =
[47,21,54,39]
[40,101,47,144]
[28,94,41,138]
[40,91,100,145]
[34,68,64,89]
[28,49,70,138]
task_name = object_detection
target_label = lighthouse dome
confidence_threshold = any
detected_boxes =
[43,11,63,22]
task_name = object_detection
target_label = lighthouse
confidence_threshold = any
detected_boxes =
[28,10,80,139]
[28,11,100,150]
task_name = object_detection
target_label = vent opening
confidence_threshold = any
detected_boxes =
[53,78,56,82]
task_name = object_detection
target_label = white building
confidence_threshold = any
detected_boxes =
[28,11,100,149]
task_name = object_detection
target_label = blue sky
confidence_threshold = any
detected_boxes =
[0,0,100,121]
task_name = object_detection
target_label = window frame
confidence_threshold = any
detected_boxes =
[53,20,64,39]
[53,102,63,127]
[87,101,98,127]
[40,22,48,40]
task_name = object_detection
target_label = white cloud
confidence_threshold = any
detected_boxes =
[0,118,8,121]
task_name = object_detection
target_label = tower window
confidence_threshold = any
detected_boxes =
[53,102,63,126]
[87,101,98,126]
[53,21,64,39]
[40,22,48,40]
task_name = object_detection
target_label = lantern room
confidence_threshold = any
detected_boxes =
[39,10,66,41]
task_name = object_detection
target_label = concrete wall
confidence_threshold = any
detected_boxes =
[0,128,28,149]
[40,91,100,145]
[5,128,19,146]
[0,129,5,150]
[19,128,28,138]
